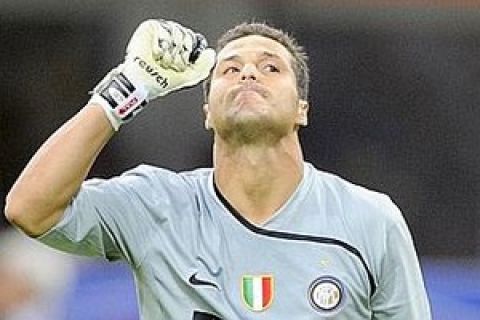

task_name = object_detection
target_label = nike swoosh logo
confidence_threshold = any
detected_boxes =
[193,310,223,319]
[188,272,219,289]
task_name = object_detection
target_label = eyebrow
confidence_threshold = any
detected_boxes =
[219,51,283,63]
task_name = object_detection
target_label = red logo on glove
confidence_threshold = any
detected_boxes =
[118,97,139,116]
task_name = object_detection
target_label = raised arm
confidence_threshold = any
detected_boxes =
[5,19,215,236]
[5,104,113,236]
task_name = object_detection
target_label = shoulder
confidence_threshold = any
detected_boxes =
[83,165,213,199]
[115,164,211,186]
[307,163,403,227]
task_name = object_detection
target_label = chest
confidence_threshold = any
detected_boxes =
[140,214,373,319]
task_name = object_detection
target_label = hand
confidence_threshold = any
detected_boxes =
[123,19,216,98]
[90,19,216,130]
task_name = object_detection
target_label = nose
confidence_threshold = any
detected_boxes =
[240,64,258,81]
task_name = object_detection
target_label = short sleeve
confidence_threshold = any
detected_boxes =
[37,165,193,267]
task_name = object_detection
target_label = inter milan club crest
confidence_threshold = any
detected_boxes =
[308,276,346,314]
[241,275,274,312]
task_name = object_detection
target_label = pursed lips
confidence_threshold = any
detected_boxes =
[230,83,269,99]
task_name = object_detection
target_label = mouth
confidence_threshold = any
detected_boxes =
[231,83,269,100]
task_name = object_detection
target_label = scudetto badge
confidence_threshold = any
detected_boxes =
[308,276,345,314]
[241,275,274,312]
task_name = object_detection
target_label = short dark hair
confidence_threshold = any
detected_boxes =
[203,22,309,102]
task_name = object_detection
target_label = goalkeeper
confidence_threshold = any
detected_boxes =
[5,19,431,319]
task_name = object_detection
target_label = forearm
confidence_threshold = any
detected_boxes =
[5,19,215,237]
[5,103,114,236]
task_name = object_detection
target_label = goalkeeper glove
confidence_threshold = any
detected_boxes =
[89,19,216,130]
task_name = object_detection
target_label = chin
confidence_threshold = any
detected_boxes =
[219,116,289,144]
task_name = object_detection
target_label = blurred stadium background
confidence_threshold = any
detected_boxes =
[1,0,480,318]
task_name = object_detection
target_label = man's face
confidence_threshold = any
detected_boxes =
[204,35,308,142]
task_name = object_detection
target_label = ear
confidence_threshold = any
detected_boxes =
[296,99,309,127]
[203,104,211,130]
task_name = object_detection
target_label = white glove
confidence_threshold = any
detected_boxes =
[90,19,216,130]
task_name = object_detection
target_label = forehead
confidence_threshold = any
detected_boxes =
[217,35,293,64]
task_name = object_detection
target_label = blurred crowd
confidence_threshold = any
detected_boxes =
[0,228,76,320]
[0,225,139,320]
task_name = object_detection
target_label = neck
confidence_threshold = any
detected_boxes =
[213,133,304,225]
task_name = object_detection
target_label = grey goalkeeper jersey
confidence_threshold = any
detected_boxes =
[38,162,431,319]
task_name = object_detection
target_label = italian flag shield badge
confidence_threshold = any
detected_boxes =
[241,275,274,312]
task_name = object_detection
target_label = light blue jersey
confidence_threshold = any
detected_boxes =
[38,162,431,319]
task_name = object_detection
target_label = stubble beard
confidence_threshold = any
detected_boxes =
[214,111,291,147]
[212,91,294,146]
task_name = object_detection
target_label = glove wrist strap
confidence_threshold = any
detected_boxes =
[89,70,148,131]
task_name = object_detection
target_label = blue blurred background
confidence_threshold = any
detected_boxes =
[1,0,480,318]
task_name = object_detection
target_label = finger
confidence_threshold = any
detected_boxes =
[168,21,189,71]
[126,19,158,58]
[179,29,196,67]
[152,20,172,66]
[189,33,208,64]
[182,47,216,87]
